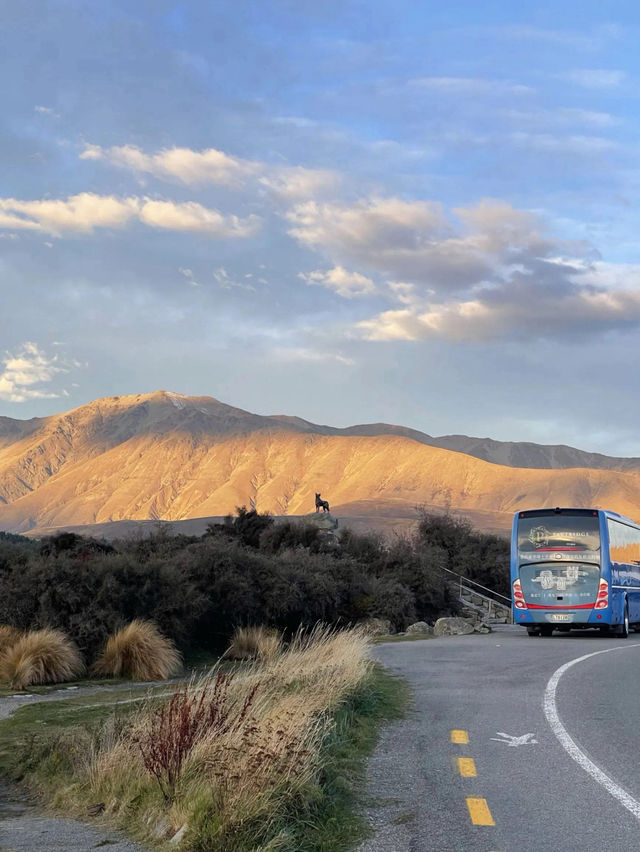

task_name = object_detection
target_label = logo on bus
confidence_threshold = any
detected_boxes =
[529,525,549,547]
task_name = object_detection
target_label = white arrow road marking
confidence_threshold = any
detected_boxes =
[490,732,538,746]
[543,643,640,820]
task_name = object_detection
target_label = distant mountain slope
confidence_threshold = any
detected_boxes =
[426,434,640,471]
[1,390,640,534]
[268,415,640,471]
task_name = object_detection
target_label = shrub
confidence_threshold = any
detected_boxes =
[0,628,85,689]
[93,619,182,681]
[0,552,205,658]
[258,519,321,553]
[0,625,23,658]
[226,625,282,661]
[134,672,258,802]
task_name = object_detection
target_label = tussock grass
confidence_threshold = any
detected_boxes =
[25,625,381,849]
[0,625,23,658]
[0,628,84,690]
[226,625,282,661]
[93,619,181,681]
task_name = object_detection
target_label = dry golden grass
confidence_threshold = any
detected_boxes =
[0,628,84,690]
[68,625,371,845]
[93,620,182,681]
[0,625,23,658]
[226,625,282,661]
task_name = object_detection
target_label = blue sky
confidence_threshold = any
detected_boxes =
[2,0,640,454]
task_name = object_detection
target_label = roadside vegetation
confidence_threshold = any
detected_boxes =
[6,626,406,850]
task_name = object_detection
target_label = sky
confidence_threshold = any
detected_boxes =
[2,0,640,454]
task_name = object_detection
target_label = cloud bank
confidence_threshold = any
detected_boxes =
[0,193,260,238]
[286,196,640,343]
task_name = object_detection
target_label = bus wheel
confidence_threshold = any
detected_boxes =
[539,625,553,637]
[526,628,539,637]
[618,602,629,639]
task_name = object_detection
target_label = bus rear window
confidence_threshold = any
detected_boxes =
[517,511,600,556]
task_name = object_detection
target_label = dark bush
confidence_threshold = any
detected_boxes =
[0,552,205,658]
[0,508,508,653]
[258,519,322,554]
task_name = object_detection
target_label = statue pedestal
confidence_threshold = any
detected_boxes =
[301,512,338,531]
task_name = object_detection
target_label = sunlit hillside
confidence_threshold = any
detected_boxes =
[2,391,640,536]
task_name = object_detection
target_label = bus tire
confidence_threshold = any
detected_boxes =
[618,602,629,639]
[526,628,539,637]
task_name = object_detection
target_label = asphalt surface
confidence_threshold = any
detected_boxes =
[359,626,640,852]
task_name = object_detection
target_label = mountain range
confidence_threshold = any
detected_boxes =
[1,390,639,538]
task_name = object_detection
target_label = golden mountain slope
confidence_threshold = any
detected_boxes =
[1,390,640,535]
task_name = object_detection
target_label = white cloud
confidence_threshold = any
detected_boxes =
[82,142,341,201]
[492,25,603,50]
[288,197,448,252]
[179,267,199,287]
[139,200,260,237]
[357,258,640,343]
[80,144,259,187]
[300,265,376,298]
[358,284,640,343]
[409,77,533,96]
[34,105,60,118]
[273,347,355,367]
[562,69,625,89]
[502,107,616,129]
[510,132,617,154]
[0,193,139,235]
[213,267,256,292]
[259,166,340,200]
[0,342,67,402]
[287,197,581,291]
[0,193,260,239]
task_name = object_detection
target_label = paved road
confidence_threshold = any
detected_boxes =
[360,626,640,852]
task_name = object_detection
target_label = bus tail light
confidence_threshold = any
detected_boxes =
[595,579,608,609]
[513,578,527,610]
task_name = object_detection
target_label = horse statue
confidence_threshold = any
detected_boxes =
[315,492,330,513]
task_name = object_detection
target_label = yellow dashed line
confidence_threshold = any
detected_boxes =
[466,797,495,826]
[450,729,469,744]
[457,756,477,777]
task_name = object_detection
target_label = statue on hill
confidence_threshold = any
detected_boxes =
[315,492,330,513]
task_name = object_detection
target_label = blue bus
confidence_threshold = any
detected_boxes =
[511,507,640,637]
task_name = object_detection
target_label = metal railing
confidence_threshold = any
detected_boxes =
[443,567,513,623]
[443,567,511,604]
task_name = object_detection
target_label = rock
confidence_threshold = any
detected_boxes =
[473,623,492,634]
[405,621,432,635]
[151,817,170,839]
[433,617,475,637]
[170,825,187,845]
[301,512,339,531]
[360,617,395,637]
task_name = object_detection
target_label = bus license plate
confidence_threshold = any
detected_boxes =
[550,614,571,622]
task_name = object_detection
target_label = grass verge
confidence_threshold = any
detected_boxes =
[2,631,407,851]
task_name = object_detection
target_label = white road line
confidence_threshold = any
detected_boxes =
[543,643,640,820]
